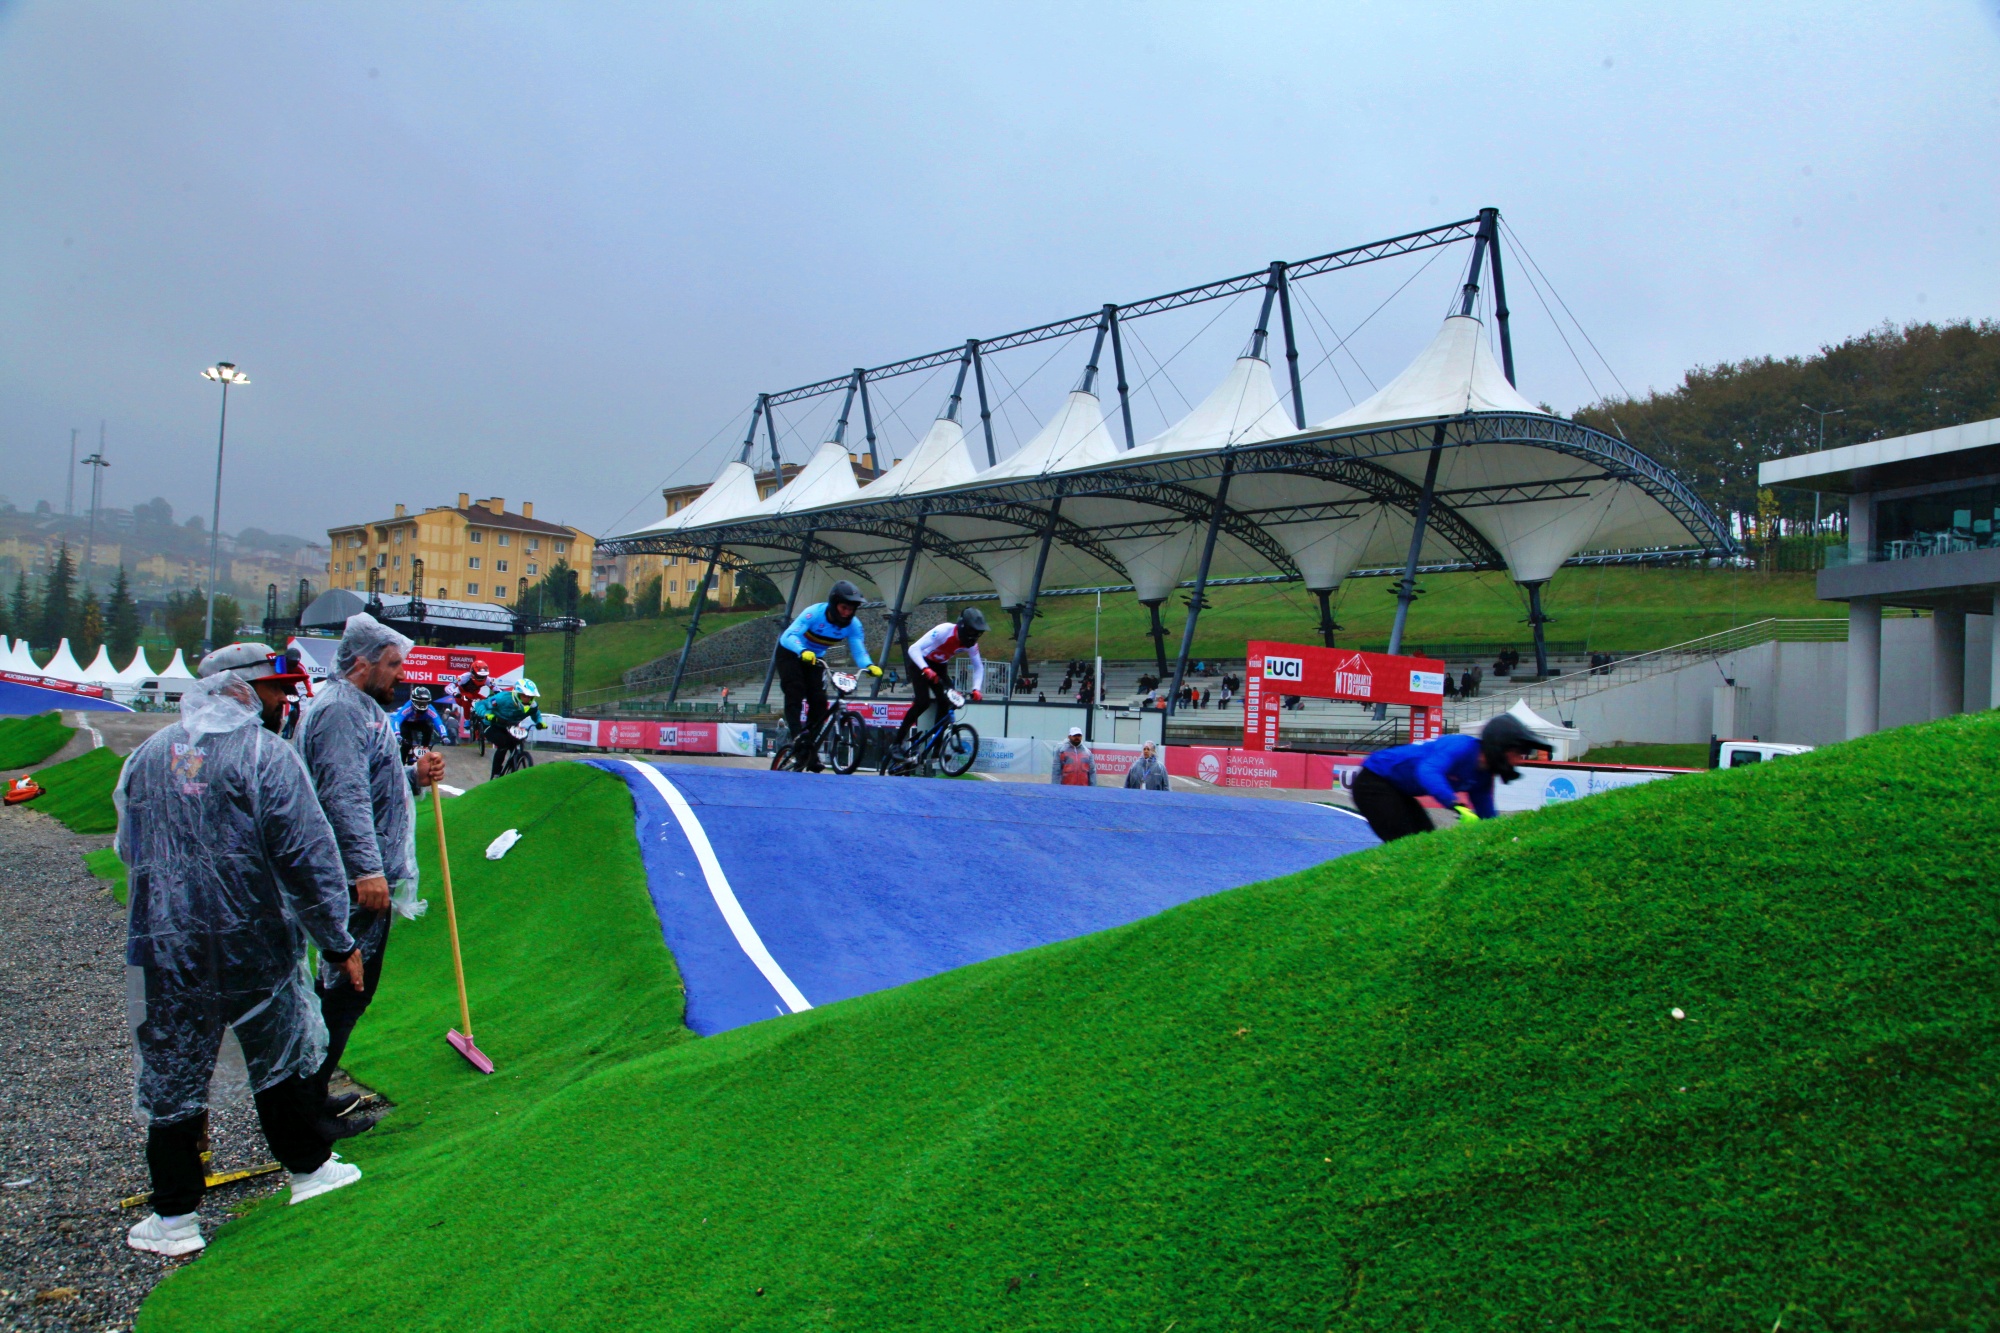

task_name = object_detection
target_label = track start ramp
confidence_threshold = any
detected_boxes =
[590,760,1378,1035]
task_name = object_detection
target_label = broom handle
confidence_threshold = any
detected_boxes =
[431,781,474,1039]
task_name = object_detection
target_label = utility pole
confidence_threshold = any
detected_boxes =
[66,428,77,518]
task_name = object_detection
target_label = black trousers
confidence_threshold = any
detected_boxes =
[146,1077,327,1216]
[773,649,828,755]
[895,670,946,746]
[1351,769,1437,844]
[312,907,390,1105]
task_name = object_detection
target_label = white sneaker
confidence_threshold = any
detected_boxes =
[127,1211,205,1257]
[288,1153,362,1205]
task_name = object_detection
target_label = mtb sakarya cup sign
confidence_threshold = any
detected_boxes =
[1241,640,1446,750]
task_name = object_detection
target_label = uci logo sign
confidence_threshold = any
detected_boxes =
[1263,656,1304,682]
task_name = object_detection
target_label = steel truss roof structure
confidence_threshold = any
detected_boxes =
[600,209,1734,709]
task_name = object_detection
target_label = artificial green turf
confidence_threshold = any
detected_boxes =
[84,846,128,904]
[28,745,124,833]
[0,711,75,768]
[1586,742,1712,769]
[142,719,1999,1330]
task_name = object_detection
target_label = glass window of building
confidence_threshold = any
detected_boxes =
[1874,483,2000,560]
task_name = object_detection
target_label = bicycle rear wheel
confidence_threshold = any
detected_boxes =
[937,723,979,777]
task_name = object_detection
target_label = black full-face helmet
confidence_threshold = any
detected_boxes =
[956,606,988,643]
[1479,714,1550,783]
[826,580,864,623]
[409,685,433,707]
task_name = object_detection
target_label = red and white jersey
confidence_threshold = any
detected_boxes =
[908,623,984,693]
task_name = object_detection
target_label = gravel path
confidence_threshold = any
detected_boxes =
[0,804,282,1333]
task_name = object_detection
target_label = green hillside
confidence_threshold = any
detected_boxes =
[524,607,770,698]
[0,710,74,768]
[142,718,1997,1331]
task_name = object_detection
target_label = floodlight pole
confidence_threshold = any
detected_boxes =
[1166,456,1233,717]
[667,539,722,705]
[1104,305,1136,449]
[757,531,816,709]
[971,339,998,466]
[1006,488,1065,711]
[856,369,880,472]
[1275,262,1306,427]
[878,513,927,699]
[200,363,248,652]
[1481,208,1516,384]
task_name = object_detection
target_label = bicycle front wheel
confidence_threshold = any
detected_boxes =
[821,713,863,775]
[937,722,979,777]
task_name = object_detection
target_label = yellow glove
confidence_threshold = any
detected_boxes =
[798,650,817,665]
[865,664,884,677]
[1454,805,1481,824]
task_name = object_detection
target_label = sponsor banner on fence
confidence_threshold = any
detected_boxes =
[1085,742,1144,779]
[1492,762,1675,813]
[533,715,599,747]
[843,700,913,727]
[581,718,759,757]
[1165,745,1313,790]
[0,670,111,700]
[971,735,1040,775]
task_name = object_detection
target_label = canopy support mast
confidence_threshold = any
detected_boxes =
[1480,207,1516,385]
[971,339,998,466]
[757,530,817,709]
[1166,455,1234,718]
[1142,601,1170,680]
[877,512,927,699]
[830,377,858,445]
[1275,262,1306,427]
[1105,305,1136,449]
[735,398,766,464]
[856,369,881,473]
[1315,588,1338,648]
[764,394,782,477]
[1524,581,1550,678]
[946,344,973,421]
[667,539,723,706]
[1006,488,1066,713]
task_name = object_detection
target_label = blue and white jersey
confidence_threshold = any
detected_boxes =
[778,602,874,670]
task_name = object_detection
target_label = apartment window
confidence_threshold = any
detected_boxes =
[469,530,483,544]
[376,554,387,567]
[527,538,540,551]
[667,579,677,593]
[467,556,481,570]
[393,530,403,545]
[496,559,509,573]
[465,582,479,596]
[555,541,568,555]
[392,556,402,569]
[497,533,510,547]
[526,563,538,576]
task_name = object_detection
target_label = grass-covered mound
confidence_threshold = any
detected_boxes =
[30,744,123,833]
[143,720,1999,1330]
[0,710,74,768]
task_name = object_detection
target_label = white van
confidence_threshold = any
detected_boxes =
[1713,739,1814,769]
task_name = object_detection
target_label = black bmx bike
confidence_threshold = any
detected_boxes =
[879,688,979,778]
[772,670,865,774]
[492,721,536,777]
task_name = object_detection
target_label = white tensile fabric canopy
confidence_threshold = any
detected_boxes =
[114,647,158,684]
[80,646,121,683]
[159,649,196,681]
[617,311,1721,642]
[40,639,86,682]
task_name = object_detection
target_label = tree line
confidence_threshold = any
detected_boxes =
[1572,319,2000,526]
[3,546,240,665]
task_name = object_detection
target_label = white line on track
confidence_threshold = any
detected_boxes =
[619,760,813,1015]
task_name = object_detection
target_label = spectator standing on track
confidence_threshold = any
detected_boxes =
[119,644,365,1257]
[1052,725,1096,786]
[1124,740,1169,790]
[295,613,444,1140]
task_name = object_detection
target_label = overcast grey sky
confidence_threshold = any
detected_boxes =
[3,2,1996,542]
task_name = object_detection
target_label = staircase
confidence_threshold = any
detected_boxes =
[1445,618,1849,729]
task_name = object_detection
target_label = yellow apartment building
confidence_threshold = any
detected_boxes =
[327,495,594,607]
[618,457,880,608]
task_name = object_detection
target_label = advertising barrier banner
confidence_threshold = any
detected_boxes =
[286,639,525,688]
[563,717,759,757]
[1165,745,1313,790]
[1492,762,1678,812]
[843,700,913,726]
[0,670,111,700]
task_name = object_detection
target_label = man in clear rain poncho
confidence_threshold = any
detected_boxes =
[118,644,367,1258]
[294,613,444,1139]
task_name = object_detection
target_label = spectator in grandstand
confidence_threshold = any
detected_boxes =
[295,613,444,1142]
[119,644,362,1257]
[1052,725,1096,786]
[1350,714,1549,843]
[1124,740,1170,791]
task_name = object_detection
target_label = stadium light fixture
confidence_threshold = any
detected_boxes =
[200,362,250,652]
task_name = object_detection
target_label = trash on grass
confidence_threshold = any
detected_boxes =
[486,828,522,860]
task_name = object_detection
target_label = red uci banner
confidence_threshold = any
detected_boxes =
[1242,640,1445,751]
[842,700,913,726]
[0,670,111,700]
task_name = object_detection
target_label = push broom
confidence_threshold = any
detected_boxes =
[430,778,495,1073]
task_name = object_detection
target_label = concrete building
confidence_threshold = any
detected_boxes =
[327,495,593,607]
[1760,416,2000,739]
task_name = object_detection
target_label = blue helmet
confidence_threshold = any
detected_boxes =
[516,677,541,700]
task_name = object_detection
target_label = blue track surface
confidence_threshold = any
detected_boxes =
[589,760,1379,1035]
[0,681,131,715]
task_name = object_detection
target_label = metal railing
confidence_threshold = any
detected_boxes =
[1445,618,1848,726]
